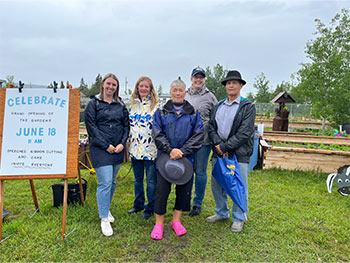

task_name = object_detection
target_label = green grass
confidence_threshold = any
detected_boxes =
[1,163,349,262]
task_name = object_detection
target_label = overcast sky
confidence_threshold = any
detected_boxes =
[1,0,349,96]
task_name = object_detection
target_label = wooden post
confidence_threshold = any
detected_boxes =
[0,180,4,244]
[29,180,40,212]
[77,165,85,206]
[61,179,68,242]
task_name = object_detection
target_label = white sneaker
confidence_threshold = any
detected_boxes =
[101,218,113,236]
[231,221,244,232]
[108,211,115,223]
[205,214,227,223]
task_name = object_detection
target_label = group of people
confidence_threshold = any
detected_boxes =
[84,67,256,239]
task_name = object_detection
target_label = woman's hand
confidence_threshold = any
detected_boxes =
[114,144,124,153]
[106,144,116,154]
[170,148,183,160]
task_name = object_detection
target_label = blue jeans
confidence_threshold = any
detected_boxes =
[191,145,212,207]
[131,159,157,213]
[95,163,122,218]
[211,158,249,222]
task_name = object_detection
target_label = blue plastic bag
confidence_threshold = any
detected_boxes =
[212,155,246,213]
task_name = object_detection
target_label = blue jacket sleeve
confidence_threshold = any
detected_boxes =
[152,109,173,154]
[180,111,204,156]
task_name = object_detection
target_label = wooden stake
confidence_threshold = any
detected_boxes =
[77,165,85,207]
[0,180,4,244]
[29,180,40,212]
[61,179,68,242]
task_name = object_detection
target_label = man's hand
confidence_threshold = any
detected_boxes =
[215,144,223,155]
[170,148,183,160]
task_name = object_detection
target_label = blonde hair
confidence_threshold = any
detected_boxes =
[99,73,122,104]
[131,76,159,111]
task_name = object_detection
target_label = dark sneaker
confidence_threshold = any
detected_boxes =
[142,211,154,220]
[128,207,144,214]
[189,206,201,217]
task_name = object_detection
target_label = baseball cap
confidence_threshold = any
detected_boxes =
[191,66,206,77]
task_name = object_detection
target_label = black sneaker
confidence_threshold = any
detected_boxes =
[189,206,201,216]
[127,207,144,214]
[142,211,154,220]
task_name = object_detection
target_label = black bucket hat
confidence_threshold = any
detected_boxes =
[221,70,246,86]
[156,153,193,185]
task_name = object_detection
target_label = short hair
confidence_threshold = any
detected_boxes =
[170,77,186,90]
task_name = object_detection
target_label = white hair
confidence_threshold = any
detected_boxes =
[170,77,186,90]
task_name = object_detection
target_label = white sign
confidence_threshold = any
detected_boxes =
[0,89,69,175]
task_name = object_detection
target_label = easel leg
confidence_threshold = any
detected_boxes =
[29,180,40,212]
[61,179,68,242]
[77,165,85,207]
[0,180,4,244]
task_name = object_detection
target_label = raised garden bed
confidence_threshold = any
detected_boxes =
[255,119,329,130]
[263,146,350,173]
[263,131,350,146]
[261,131,350,173]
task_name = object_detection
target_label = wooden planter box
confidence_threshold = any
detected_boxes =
[262,131,350,146]
[263,146,350,173]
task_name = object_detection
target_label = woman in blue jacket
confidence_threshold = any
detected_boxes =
[151,78,204,240]
[84,73,129,236]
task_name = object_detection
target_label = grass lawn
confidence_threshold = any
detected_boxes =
[1,163,349,262]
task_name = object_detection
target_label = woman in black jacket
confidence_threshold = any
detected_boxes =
[84,73,129,236]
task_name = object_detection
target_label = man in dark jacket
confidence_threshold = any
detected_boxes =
[206,70,256,233]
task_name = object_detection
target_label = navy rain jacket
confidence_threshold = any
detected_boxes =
[84,96,130,168]
[152,100,204,163]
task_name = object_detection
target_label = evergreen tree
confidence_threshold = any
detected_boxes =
[82,74,102,97]
[205,64,228,101]
[157,84,163,95]
[271,81,289,100]
[60,81,65,89]
[246,91,255,102]
[253,72,271,103]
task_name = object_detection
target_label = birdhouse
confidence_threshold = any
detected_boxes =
[271,91,295,131]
